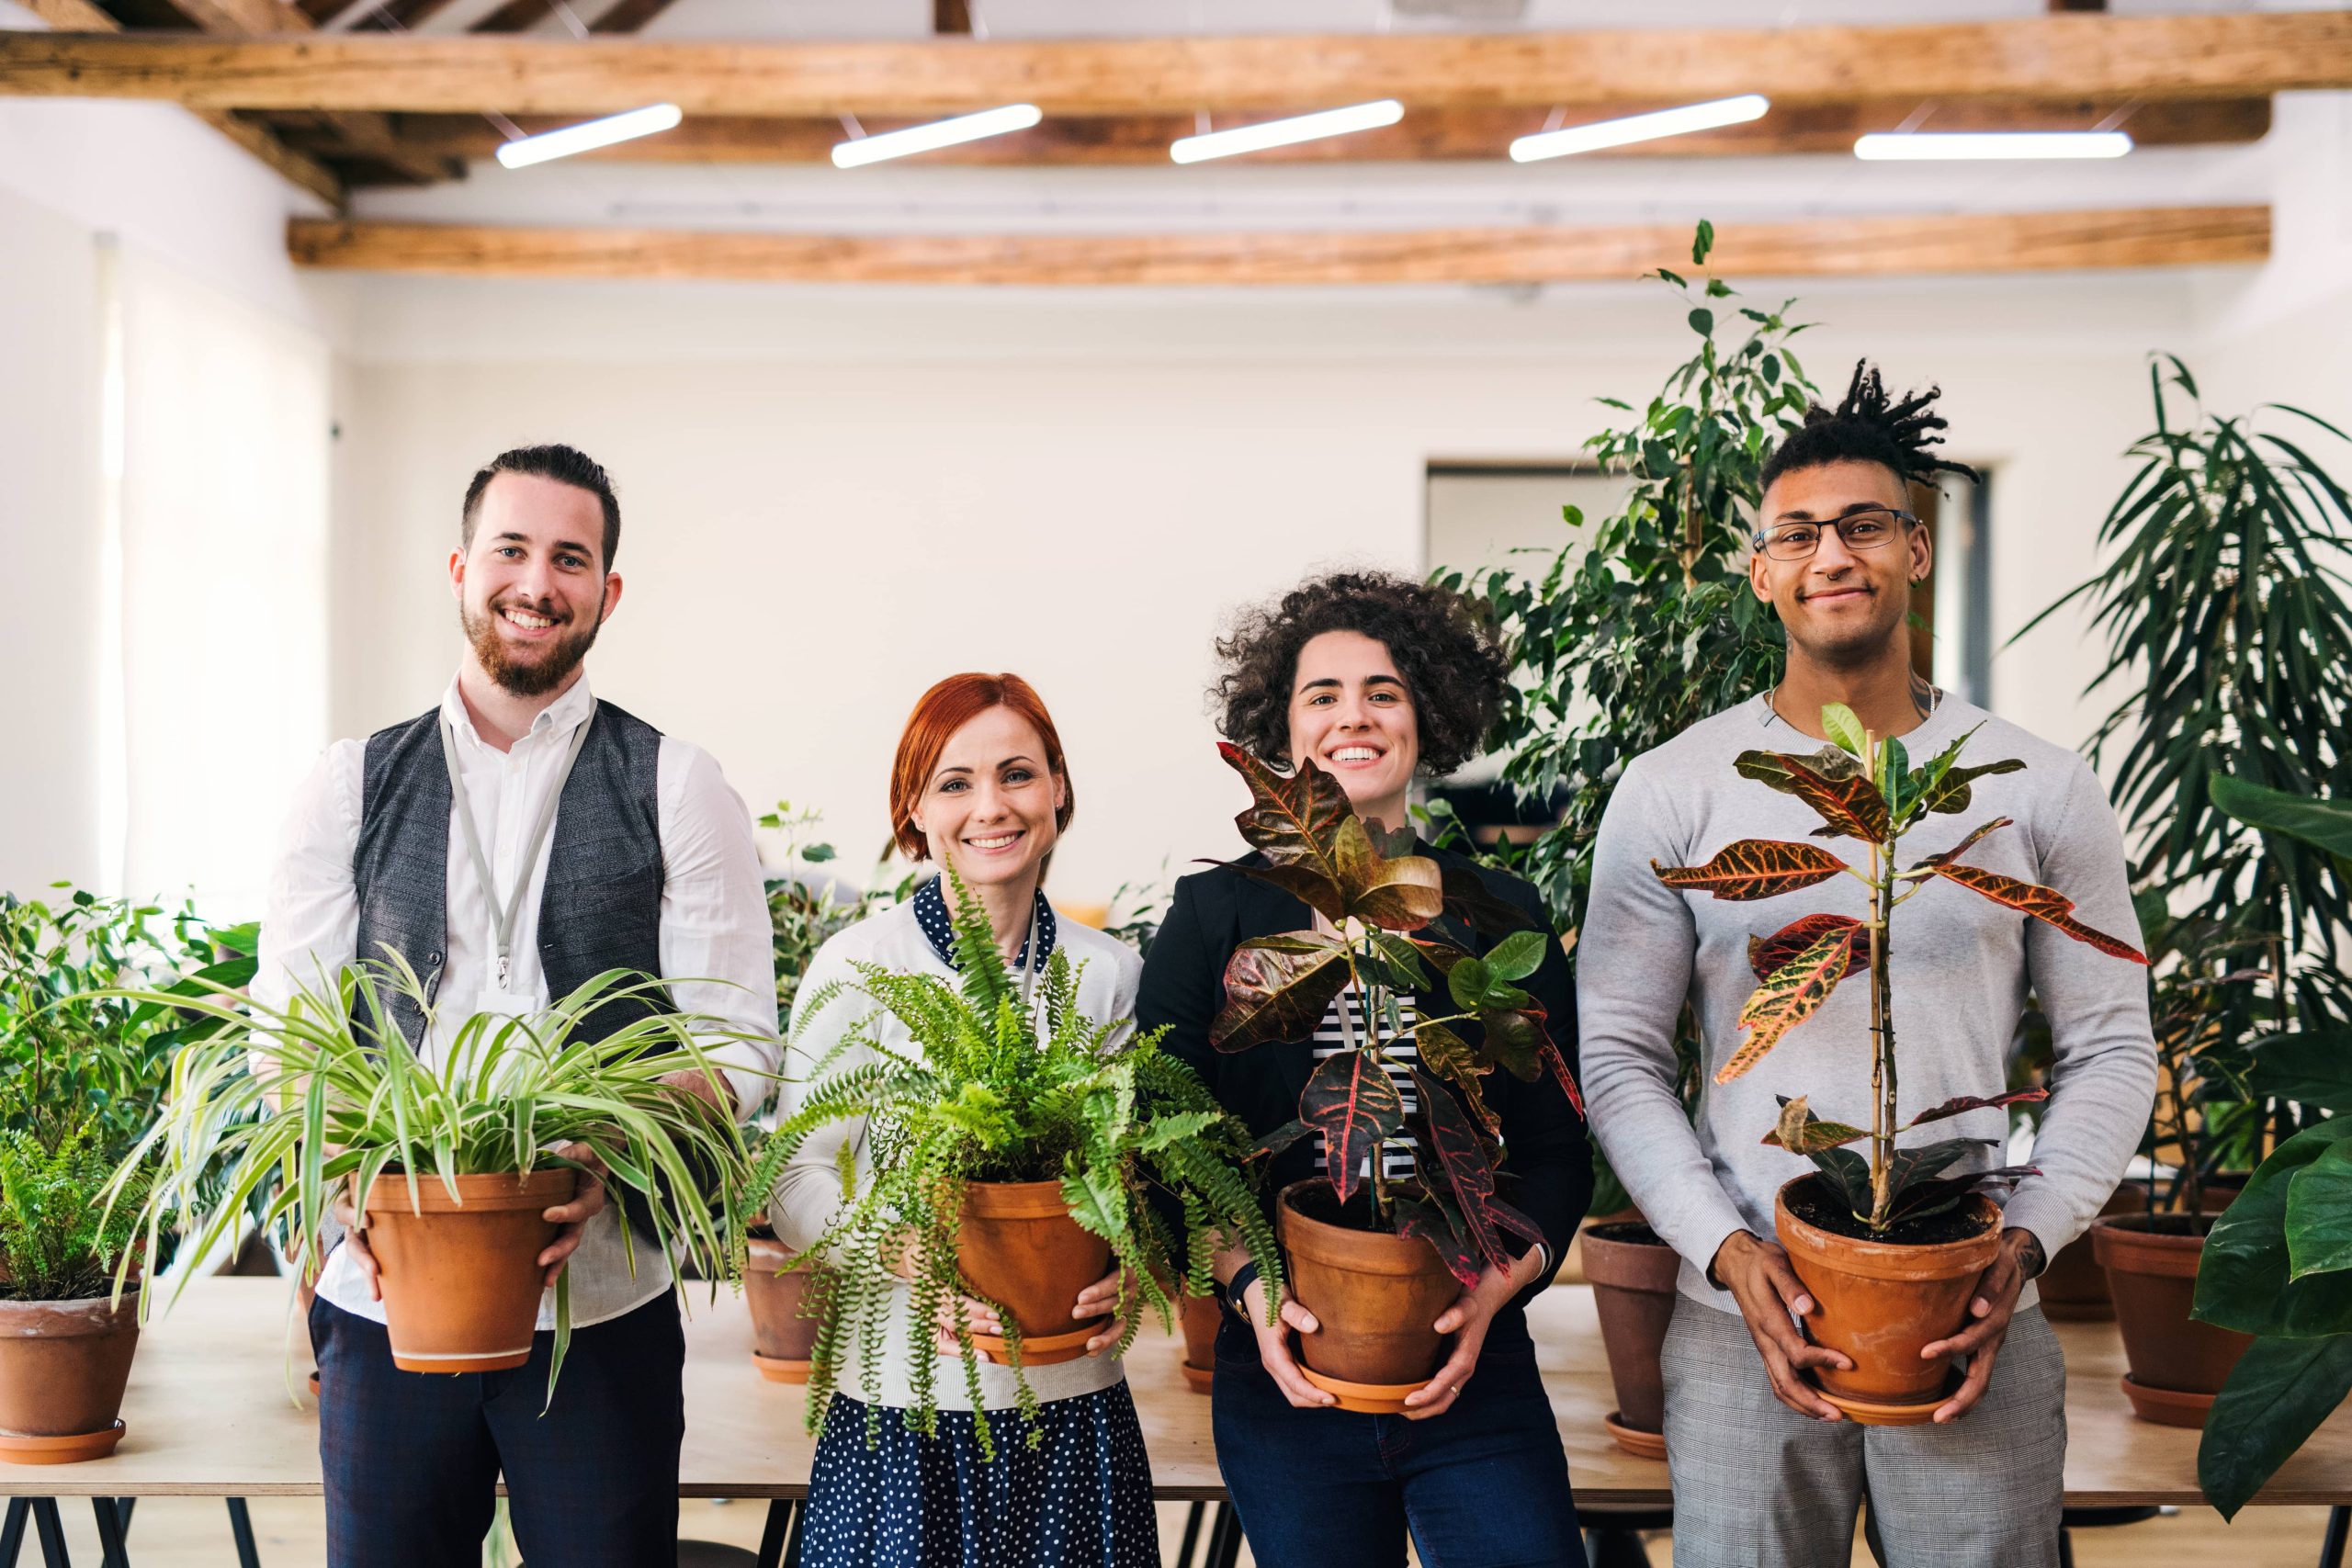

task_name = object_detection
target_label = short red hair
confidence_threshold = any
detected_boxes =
[888,672,1075,863]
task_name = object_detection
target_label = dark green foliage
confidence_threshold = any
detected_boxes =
[758,803,911,1032]
[0,1117,156,1301]
[747,869,1277,1458]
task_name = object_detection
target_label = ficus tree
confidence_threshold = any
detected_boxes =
[1205,744,1583,1288]
[1652,703,2146,1235]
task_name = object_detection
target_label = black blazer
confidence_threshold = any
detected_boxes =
[1136,842,1593,1345]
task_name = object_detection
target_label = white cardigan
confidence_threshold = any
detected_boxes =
[772,897,1142,1412]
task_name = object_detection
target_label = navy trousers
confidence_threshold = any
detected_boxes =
[311,1289,685,1568]
[1210,1314,1584,1568]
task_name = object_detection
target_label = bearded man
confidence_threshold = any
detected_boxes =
[254,444,778,1567]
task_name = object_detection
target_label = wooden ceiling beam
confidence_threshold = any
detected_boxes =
[6,14,2345,116]
[286,205,2269,286]
[10,0,340,204]
[355,96,2267,170]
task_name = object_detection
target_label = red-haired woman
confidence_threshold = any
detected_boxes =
[770,672,1158,1568]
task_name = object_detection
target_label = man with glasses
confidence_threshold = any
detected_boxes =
[1577,365,2154,1565]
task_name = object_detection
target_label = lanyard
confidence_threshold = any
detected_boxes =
[441,708,594,992]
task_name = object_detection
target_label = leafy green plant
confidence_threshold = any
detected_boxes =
[2022,358,2352,1159]
[1436,221,1805,933]
[1206,745,1582,1279]
[2193,779,2352,1517]
[746,869,1275,1455]
[759,803,910,1030]
[105,961,757,1392]
[1654,703,2143,1234]
[0,1115,156,1301]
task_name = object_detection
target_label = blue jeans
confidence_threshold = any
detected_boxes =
[1210,1314,1583,1568]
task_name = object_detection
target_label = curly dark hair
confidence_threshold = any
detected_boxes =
[1758,360,1983,496]
[1212,570,1507,777]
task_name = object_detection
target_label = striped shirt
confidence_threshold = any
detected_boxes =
[1311,987,1419,1181]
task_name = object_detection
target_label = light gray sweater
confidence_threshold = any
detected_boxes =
[1577,694,2157,1314]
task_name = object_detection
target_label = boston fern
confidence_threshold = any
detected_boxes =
[1207,744,1583,1287]
[0,1116,157,1301]
[1656,704,2145,1234]
[746,871,1276,1454]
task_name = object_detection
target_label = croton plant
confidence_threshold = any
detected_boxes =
[1204,743,1584,1289]
[1654,704,2147,1236]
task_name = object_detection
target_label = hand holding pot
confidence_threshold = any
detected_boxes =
[1918,1226,2041,1423]
[537,1143,609,1287]
[1242,1277,1334,1409]
[1402,1247,1544,1421]
[1711,1231,1851,1421]
[1076,1267,1133,1358]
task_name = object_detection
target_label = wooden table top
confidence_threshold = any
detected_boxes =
[8,1278,2347,1507]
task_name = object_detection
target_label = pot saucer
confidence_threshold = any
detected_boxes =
[1601,1411,1668,1461]
[1297,1365,1431,1415]
[1180,1362,1214,1394]
[2120,1373,2215,1428]
[751,1352,811,1385]
[970,1318,1106,1369]
[0,1419,126,1465]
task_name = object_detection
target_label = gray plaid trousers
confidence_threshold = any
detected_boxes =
[1658,1293,2064,1568]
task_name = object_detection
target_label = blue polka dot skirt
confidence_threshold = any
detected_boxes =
[802,1386,1160,1568]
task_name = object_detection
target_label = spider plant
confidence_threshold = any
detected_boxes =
[102,958,760,1393]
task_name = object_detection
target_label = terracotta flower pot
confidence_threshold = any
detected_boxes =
[361,1168,574,1374]
[1179,1291,1220,1393]
[744,1235,823,1383]
[2092,1213,2250,1428]
[1276,1179,1462,1414]
[2038,1183,2149,1322]
[957,1178,1111,1368]
[1773,1176,2001,1425]
[0,1289,141,1463]
[1582,1221,1679,1459]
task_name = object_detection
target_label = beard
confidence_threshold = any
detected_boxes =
[460,594,603,698]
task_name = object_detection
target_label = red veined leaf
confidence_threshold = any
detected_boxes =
[1414,1021,1499,1139]
[1748,914,1871,982]
[1362,819,1418,860]
[1904,1088,2049,1130]
[1760,1094,1868,1152]
[1329,816,1447,931]
[1479,1005,1546,1083]
[1919,862,2149,964]
[1229,860,1347,923]
[1537,1034,1586,1119]
[1720,926,1859,1082]
[1413,1069,1546,1276]
[1251,1119,1315,1159]
[1391,1192,1483,1292]
[1655,840,1851,902]
[1217,740,1352,885]
[1901,817,2013,878]
[1736,747,1890,842]
[1211,933,1351,1052]
[1301,1051,1405,1206]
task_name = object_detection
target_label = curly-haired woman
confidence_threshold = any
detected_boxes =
[1136,570,1592,1566]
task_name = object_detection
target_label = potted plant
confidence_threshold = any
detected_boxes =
[2194,779,2352,1515]
[1652,703,2143,1424]
[749,870,1277,1455]
[108,959,755,1396]
[1202,744,1583,1415]
[0,890,254,1462]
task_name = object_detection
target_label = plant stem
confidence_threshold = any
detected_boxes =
[1867,735,1899,1232]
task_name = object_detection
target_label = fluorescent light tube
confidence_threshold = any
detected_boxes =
[1509,95,1769,163]
[831,105,1044,168]
[496,104,683,169]
[1853,130,2134,161]
[1170,100,1406,164]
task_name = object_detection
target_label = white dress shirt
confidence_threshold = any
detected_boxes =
[256,672,781,1330]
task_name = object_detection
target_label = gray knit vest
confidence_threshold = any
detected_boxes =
[351,698,668,1048]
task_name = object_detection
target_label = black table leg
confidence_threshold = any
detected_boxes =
[1205,1502,1245,1568]
[756,1500,792,1568]
[1174,1500,1205,1568]
[1,1500,26,1568]
[781,1500,803,1568]
[29,1499,67,1568]
[2321,1505,2350,1568]
[88,1500,126,1568]
[224,1499,260,1568]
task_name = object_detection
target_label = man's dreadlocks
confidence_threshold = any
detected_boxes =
[1759,360,1983,495]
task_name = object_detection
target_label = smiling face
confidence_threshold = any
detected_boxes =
[1749,458,1930,671]
[1286,629,1419,828]
[450,471,622,699]
[910,704,1068,892]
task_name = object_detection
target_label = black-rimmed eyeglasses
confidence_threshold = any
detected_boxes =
[1750,507,1917,563]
